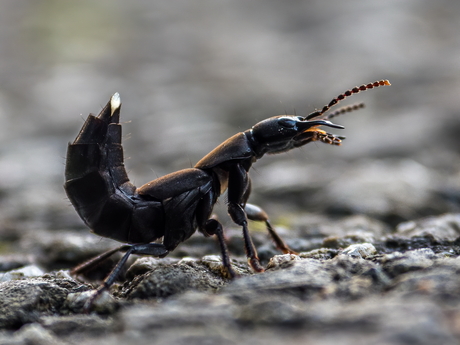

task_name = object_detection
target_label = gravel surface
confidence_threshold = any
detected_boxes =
[1,1,460,344]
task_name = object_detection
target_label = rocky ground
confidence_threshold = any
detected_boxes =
[2,213,460,344]
[1,1,460,344]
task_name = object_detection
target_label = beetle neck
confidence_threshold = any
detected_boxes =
[244,129,267,160]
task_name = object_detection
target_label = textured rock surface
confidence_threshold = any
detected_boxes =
[1,1,460,344]
[1,214,460,344]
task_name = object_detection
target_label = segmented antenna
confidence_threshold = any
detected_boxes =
[306,79,390,120]
[326,102,364,120]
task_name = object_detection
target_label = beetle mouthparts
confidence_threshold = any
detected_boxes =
[306,119,344,130]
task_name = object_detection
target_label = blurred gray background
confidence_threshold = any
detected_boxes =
[1,0,460,238]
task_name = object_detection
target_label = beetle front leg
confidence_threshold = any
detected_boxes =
[244,203,298,255]
[241,179,297,255]
[227,164,264,273]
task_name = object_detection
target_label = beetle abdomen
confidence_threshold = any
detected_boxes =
[64,96,165,244]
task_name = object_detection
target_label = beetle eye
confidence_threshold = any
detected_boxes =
[278,118,296,128]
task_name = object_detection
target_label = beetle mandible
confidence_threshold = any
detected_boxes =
[64,80,390,305]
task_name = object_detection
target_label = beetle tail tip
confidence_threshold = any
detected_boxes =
[110,93,121,116]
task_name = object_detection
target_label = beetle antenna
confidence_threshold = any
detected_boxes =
[325,102,365,120]
[306,79,390,120]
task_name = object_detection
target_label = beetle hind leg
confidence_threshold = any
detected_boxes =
[73,243,169,312]
[71,245,130,276]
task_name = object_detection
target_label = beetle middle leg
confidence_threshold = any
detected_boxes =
[196,187,238,278]
[202,218,237,278]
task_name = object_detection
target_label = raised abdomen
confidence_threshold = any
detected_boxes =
[64,96,165,244]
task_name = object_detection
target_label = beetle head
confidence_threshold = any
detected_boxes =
[250,115,344,156]
[249,79,390,157]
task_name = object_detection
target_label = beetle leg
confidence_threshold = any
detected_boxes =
[195,189,238,278]
[227,164,264,272]
[83,246,136,311]
[203,218,237,278]
[240,178,297,255]
[71,245,131,276]
[244,203,298,255]
[240,217,265,272]
[77,243,168,312]
[101,243,168,288]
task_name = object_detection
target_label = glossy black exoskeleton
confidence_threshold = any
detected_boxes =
[64,80,390,307]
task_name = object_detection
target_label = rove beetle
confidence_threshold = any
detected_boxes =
[64,80,390,306]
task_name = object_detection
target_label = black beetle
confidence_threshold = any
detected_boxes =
[64,80,390,306]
